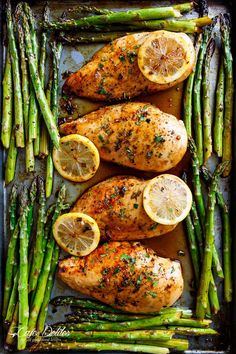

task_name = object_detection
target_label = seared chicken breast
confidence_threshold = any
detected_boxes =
[58,241,184,313]
[72,175,176,241]
[63,32,193,101]
[60,102,187,173]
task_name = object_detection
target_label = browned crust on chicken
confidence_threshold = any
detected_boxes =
[63,33,192,101]
[58,241,183,313]
[60,102,187,173]
[72,175,176,241]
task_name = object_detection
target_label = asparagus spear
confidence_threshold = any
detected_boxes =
[46,42,62,198]
[189,138,224,278]
[20,6,60,148]
[66,309,149,322]
[5,131,17,185]
[202,38,215,164]
[53,312,181,331]
[17,187,29,350]
[28,185,66,332]
[6,0,24,148]
[28,177,46,293]
[201,166,232,303]
[47,329,173,342]
[196,161,229,319]
[213,57,224,157]
[40,77,52,158]
[220,14,234,176]
[44,3,193,30]
[5,271,18,325]
[193,29,210,165]
[5,302,19,346]
[1,49,13,149]
[31,341,170,353]
[36,241,59,333]
[160,326,217,336]
[17,20,35,173]
[183,210,200,284]
[62,5,114,17]
[2,222,19,320]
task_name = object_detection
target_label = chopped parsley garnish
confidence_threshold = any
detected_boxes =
[98,63,104,69]
[113,266,121,275]
[97,85,109,96]
[98,134,105,143]
[145,290,158,298]
[125,147,135,163]
[127,51,137,64]
[146,150,153,159]
[119,54,126,62]
[154,135,165,144]
[102,268,110,275]
[133,203,139,209]
[149,223,158,230]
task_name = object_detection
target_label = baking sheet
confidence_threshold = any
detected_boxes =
[0,0,234,353]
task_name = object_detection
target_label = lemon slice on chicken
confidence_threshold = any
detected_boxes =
[53,212,100,256]
[143,174,192,225]
[138,31,195,84]
[53,134,100,182]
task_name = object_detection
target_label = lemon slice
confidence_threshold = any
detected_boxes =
[138,30,195,84]
[53,212,100,256]
[143,174,192,225]
[53,134,100,182]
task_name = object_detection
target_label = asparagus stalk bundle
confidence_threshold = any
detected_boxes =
[19,5,60,148]
[44,3,194,30]
[196,161,229,319]
[201,166,232,303]
[6,0,25,148]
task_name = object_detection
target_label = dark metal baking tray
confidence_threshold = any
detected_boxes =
[0,0,235,353]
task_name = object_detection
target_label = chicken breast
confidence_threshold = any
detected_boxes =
[63,32,192,101]
[72,175,176,241]
[60,102,187,173]
[58,241,184,313]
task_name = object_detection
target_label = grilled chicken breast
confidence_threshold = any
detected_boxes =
[72,175,176,241]
[58,241,184,313]
[60,102,187,173]
[63,32,193,101]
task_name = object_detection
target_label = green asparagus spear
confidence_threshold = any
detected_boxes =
[28,177,46,293]
[66,309,149,322]
[34,32,48,157]
[202,38,215,164]
[5,271,18,325]
[17,187,29,350]
[36,242,59,333]
[220,14,234,176]
[16,18,35,172]
[189,137,224,278]
[2,222,19,320]
[53,312,181,331]
[193,30,209,165]
[183,210,200,284]
[6,0,24,148]
[1,49,13,149]
[160,326,217,336]
[44,3,193,30]
[213,57,224,157]
[40,77,52,158]
[61,4,114,17]
[48,329,173,342]
[196,161,229,319]
[46,42,62,198]
[5,302,19,346]
[5,131,17,185]
[201,166,232,302]
[20,6,60,148]
[31,341,170,353]
[28,185,66,332]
